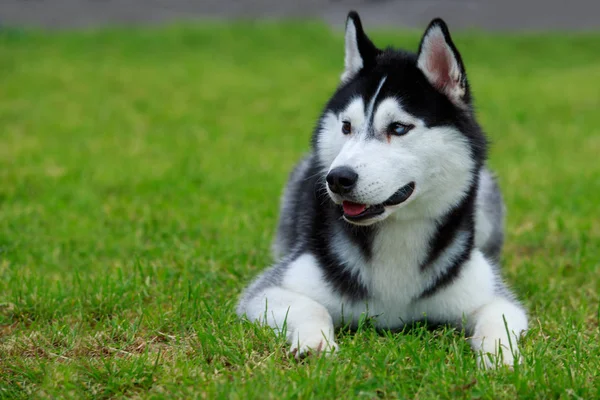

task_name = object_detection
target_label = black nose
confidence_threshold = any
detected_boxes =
[326,167,358,194]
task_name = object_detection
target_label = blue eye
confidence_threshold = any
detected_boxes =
[388,122,414,136]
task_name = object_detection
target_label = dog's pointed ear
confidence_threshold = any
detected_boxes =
[417,19,470,107]
[341,11,380,83]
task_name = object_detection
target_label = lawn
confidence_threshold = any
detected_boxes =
[0,21,599,399]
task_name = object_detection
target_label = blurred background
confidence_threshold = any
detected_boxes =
[2,0,600,31]
[1,0,599,398]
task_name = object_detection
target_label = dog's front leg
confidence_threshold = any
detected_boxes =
[239,285,337,359]
[468,296,528,368]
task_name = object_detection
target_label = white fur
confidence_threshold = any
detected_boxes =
[240,58,526,368]
[468,295,528,368]
[341,19,363,83]
[365,76,387,123]
[244,241,526,366]
[330,223,369,291]
[243,255,338,358]
[325,97,474,224]
[317,98,364,173]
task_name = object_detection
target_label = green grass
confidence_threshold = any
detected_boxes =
[1,21,599,399]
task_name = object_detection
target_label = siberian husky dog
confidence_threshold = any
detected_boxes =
[237,11,527,368]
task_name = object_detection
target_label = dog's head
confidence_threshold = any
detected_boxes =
[315,12,487,226]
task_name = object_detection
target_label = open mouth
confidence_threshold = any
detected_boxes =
[342,182,415,222]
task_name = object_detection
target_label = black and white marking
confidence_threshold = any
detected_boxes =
[238,11,527,368]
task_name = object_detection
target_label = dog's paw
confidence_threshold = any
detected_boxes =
[289,334,338,360]
[469,297,527,370]
[476,345,521,369]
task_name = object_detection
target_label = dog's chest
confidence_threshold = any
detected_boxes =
[352,220,436,326]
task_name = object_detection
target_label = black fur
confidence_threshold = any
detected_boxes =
[283,156,372,300]
[418,182,478,299]
[310,179,372,300]
[420,180,479,271]
[285,12,489,303]
[305,12,488,302]
[238,14,523,348]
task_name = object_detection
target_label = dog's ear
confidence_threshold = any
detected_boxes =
[417,19,470,107]
[341,11,380,83]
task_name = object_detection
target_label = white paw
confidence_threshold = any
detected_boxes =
[289,332,338,359]
[476,345,521,369]
[469,297,528,369]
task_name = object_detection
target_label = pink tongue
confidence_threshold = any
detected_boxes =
[342,201,367,216]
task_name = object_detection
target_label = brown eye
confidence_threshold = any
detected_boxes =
[342,121,352,135]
